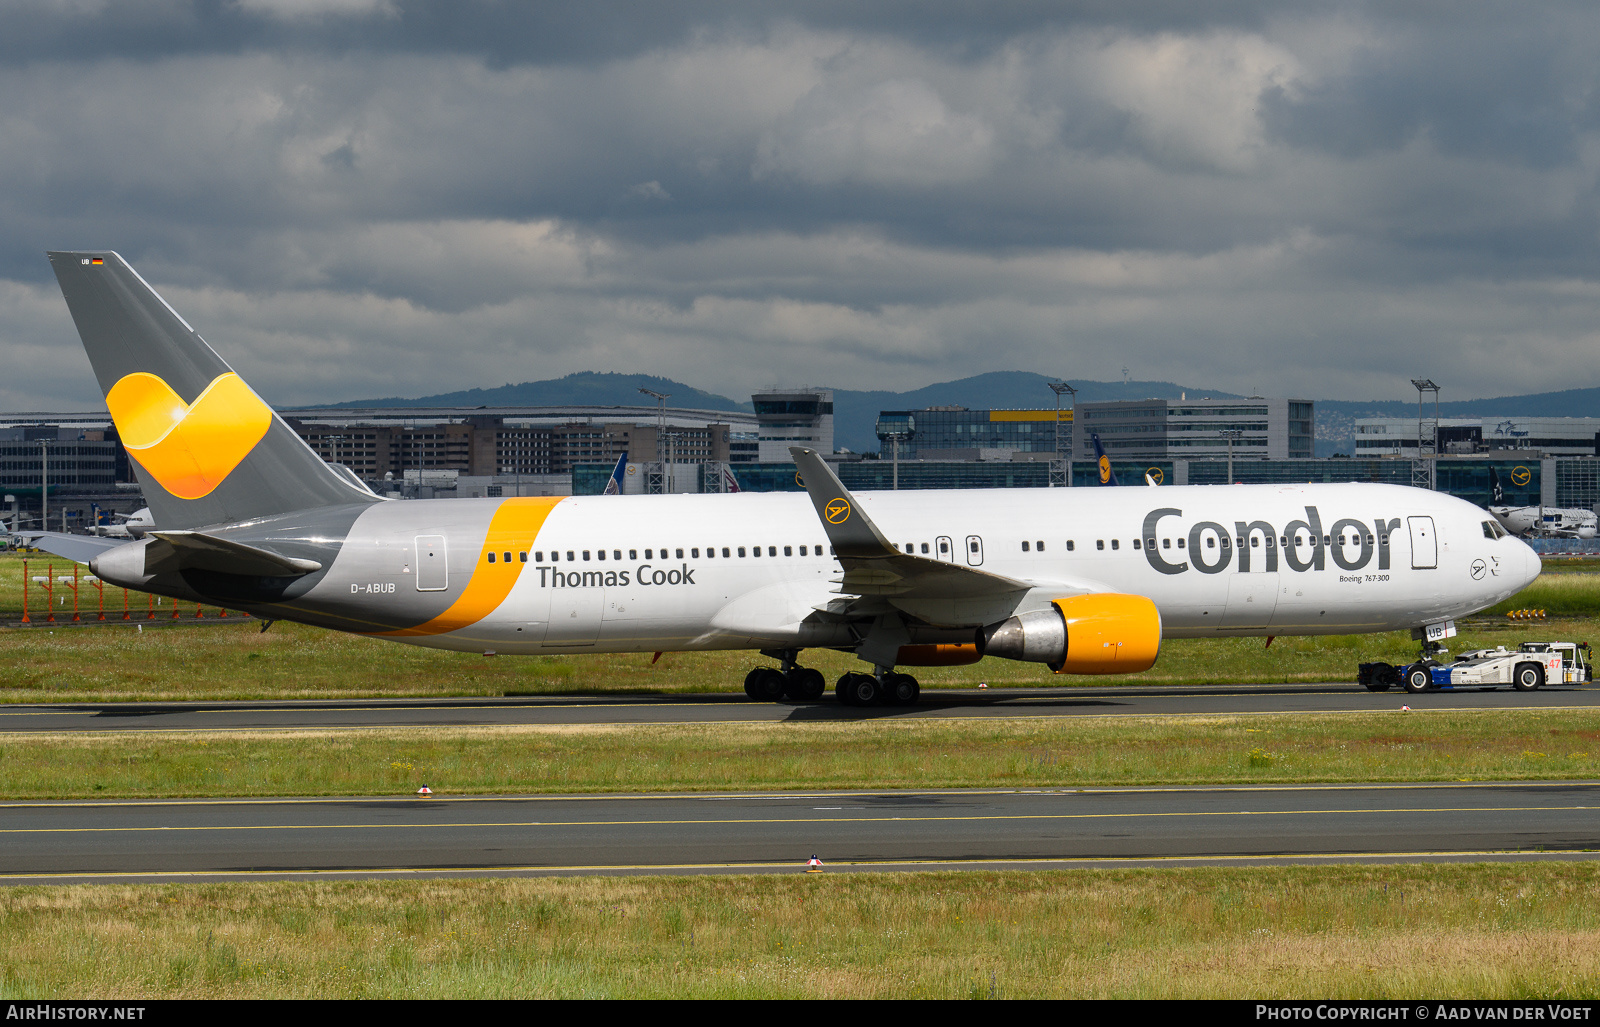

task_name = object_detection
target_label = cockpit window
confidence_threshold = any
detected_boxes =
[1482,520,1509,540]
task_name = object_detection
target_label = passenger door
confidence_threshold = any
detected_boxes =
[935,536,955,562]
[965,535,985,566]
[414,535,447,591]
[1407,516,1437,570]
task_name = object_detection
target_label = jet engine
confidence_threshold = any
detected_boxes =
[976,593,1161,674]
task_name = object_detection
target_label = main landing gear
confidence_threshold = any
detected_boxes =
[835,670,919,707]
[743,650,827,702]
[741,651,918,705]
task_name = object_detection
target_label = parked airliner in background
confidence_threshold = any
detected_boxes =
[20,251,1541,705]
[87,506,154,539]
[1488,468,1598,540]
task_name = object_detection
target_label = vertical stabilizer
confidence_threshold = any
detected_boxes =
[48,251,380,529]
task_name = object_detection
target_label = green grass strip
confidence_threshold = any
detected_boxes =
[3,865,1600,998]
[7,709,1600,798]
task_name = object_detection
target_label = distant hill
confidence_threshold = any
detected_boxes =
[328,372,753,414]
[315,370,1600,458]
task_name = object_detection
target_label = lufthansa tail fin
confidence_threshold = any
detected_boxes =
[48,251,381,529]
[1089,433,1121,486]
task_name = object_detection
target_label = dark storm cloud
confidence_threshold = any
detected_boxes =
[2,1,1600,410]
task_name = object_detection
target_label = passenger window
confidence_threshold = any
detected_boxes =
[705,547,714,558]
[769,546,776,556]
[629,550,637,560]
[1111,539,1119,550]
[583,550,591,561]
[597,550,606,561]
[921,543,930,554]
[1380,535,1389,546]
[1206,537,1215,549]
[676,548,684,559]
[519,552,527,563]
[1096,540,1105,550]
[738,547,746,557]
[800,546,808,556]
[691,548,700,558]
[723,547,731,557]
[487,552,496,563]
[752,547,761,557]
[1066,540,1075,551]
[939,541,950,554]
[1177,538,1185,549]
[1022,541,1030,552]
[784,546,792,556]
[1236,537,1245,549]
[1322,535,1330,546]
[1132,539,1140,550]
[614,550,621,560]
[1162,539,1170,549]
[1366,535,1374,545]
[1221,537,1230,549]
[535,551,544,562]
[1251,538,1260,548]
[1037,541,1044,551]
[644,549,652,559]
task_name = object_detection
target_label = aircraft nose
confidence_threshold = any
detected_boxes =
[1515,538,1541,590]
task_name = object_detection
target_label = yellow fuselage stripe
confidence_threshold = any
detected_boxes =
[378,497,564,637]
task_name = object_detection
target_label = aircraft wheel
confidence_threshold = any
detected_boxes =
[836,672,879,707]
[1403,665,1433,694]
[884,672,920,706]
[784,668,827,702]
[747,667,786,701]
[1513,663,1544,692]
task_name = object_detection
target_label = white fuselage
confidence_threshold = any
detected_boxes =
[298,481,1539,656]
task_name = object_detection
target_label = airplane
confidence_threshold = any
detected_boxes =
[1487,468,1597,540]
[88,506,155,539]
[19,251,1542,705]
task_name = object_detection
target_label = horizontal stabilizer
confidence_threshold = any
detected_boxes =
[16,531,129,565]
[145,531,323,577]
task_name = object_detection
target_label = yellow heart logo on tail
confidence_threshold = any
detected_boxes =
[106,371,273,499]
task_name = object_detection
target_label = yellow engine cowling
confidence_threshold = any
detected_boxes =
[976,593,1162,674]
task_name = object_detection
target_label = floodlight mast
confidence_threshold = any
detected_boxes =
[1047,380,1076,487]
[1411,378,1440,491]
[638,388,671,494]
[1218,429,1242,484]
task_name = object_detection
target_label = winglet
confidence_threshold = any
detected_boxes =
[789,448,897,558]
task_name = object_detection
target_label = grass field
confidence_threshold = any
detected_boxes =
[5,708,1600,799]
[3,864,1598,998]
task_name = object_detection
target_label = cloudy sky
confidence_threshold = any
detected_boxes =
[3,0,1600,410]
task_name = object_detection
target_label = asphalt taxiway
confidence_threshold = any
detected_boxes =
[2,782,1596,884]
[2,682,1599,733]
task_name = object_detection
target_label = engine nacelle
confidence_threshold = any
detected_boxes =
[977,593,1162,674]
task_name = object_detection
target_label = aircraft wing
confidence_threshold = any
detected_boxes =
[789,447,1030,601]
[16,531,128,565]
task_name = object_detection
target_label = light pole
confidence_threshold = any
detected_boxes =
[638,388,670,493]
[1219,429,1242,484]
[874,414,915,490]
[38,440,48,531]
[1047,380,1076,487]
